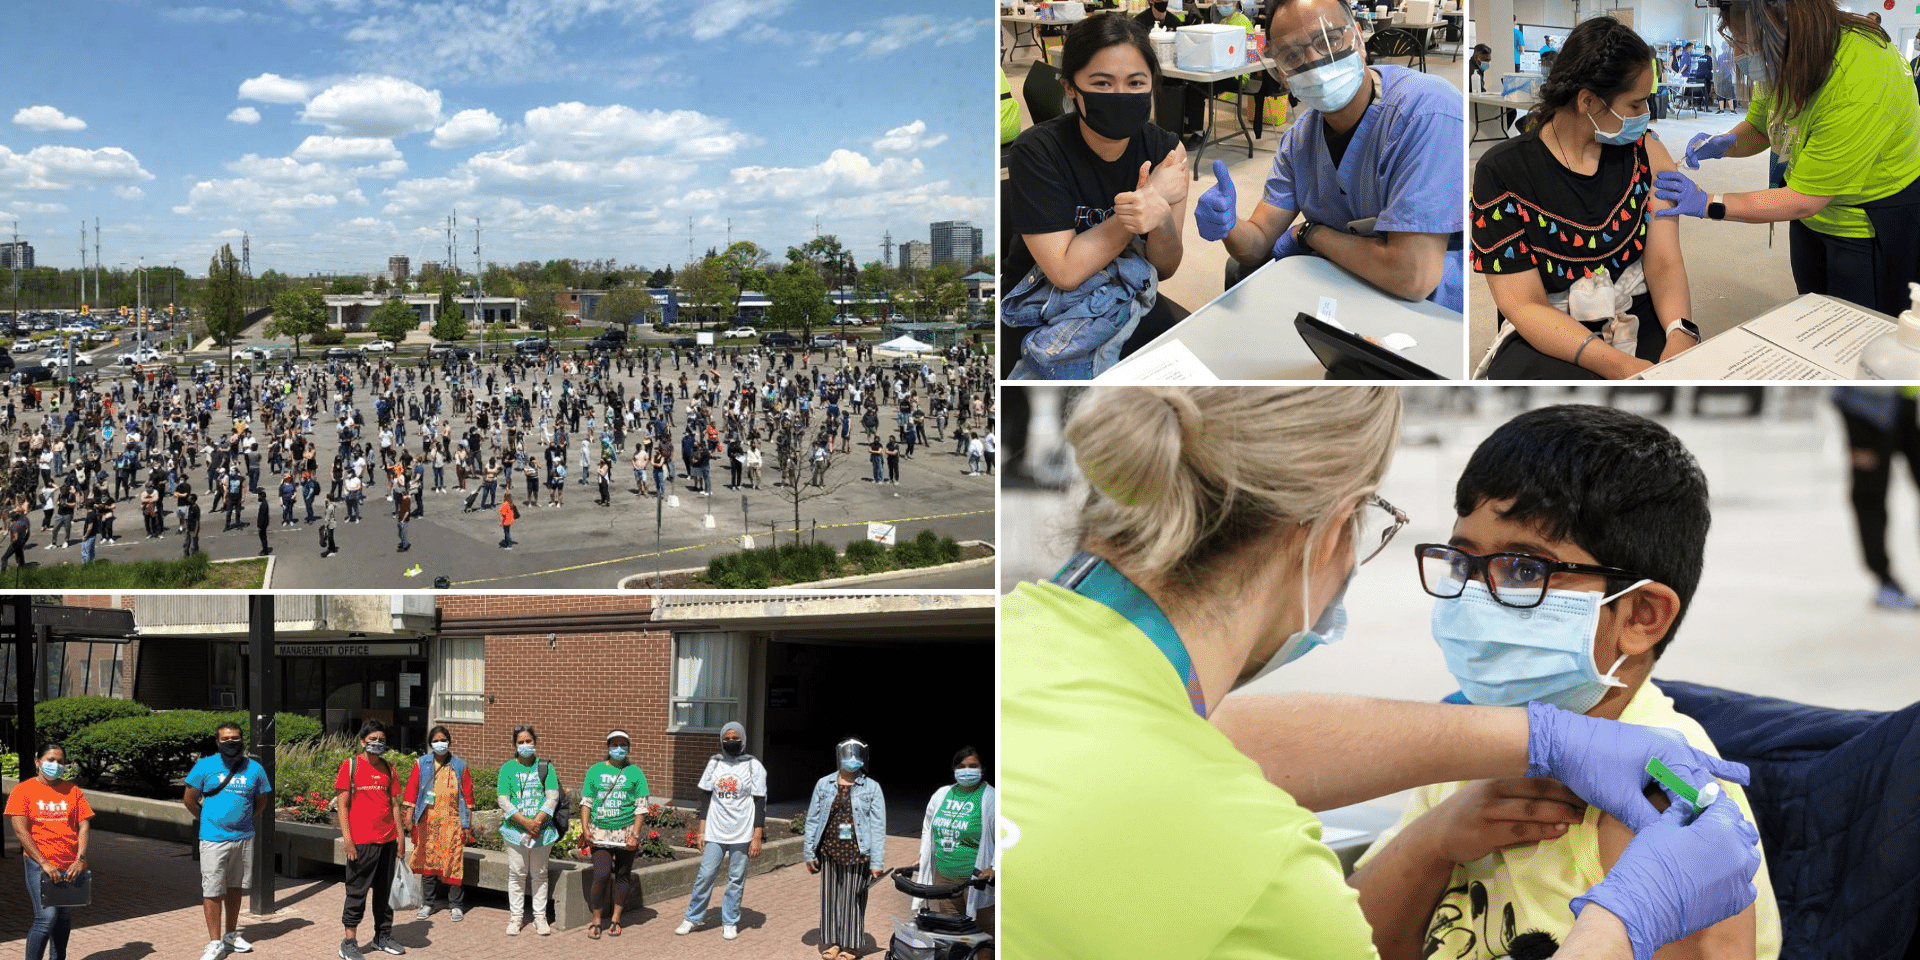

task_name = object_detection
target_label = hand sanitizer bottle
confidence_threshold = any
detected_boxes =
[1859,282,1920,380]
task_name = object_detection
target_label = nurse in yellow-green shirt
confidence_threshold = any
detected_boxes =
[1001,386,1766,960]
[1652,0,1920,315]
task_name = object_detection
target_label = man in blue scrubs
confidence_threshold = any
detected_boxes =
[1192,0,1465,311]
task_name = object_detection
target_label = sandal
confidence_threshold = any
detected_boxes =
[607,923,622,937]
[588,923,603,940]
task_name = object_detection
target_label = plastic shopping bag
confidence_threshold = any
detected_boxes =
[389,859,423,912]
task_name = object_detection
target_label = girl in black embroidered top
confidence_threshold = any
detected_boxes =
[1471,17,1699,379]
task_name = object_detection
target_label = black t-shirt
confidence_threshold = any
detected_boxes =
[1469,125,1653,297]
[1134,7,1192,31]
[1003,112,1180,284]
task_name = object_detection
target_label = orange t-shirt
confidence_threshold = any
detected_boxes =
[4,778,93,868]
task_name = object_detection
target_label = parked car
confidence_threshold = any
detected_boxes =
[233,347,271,361]
[360,339,395,353]
[760,331,801,348]
[323,346,356,360]
[514,337,550,354]
[592,327,629,344]
[722,327,757,339]
[811,334,838,347]
[668,336,699,349]
[829,331,862,342]
[44,351,93,366]
[429,343,472,360]
[13,364,54,383]
[11,340,37,354]
[127,347,166,363]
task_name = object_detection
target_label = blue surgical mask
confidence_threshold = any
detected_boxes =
[517,743,536,758]
[954,767,984,787]
[842,758,864,772]
[1590,104,1650,145]
[40,761,64,779]
[1431,578,1651,713]
[1238,531,1357,689]
[430,741,449,755]
[608,746,629,760]
[1287,51,1367,114]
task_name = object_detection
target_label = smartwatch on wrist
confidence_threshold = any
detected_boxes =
[1665,317,1701,341]
[1706,194,1727,221]
[1297,220,1320,250]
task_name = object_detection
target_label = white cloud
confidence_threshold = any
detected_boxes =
[239,72,319,104]
[872,120,947,155]
[12,201,69,214]
[430,109,503,149]
[688,0,779,40]
[0,145,154,190]
[300,76,442,137]
[728,149,924,202]
[331,0,682,85]
[517,102,751,161]
[12,106,87,132]
[291,136,402,163]
[114,186,145,200]
[162,6,263,23]
[751,14,983,64]
[227,107,262,125]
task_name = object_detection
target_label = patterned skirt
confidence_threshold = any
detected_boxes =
[408,800,465,884]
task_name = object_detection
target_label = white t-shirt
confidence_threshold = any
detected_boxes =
[697,755,767,845]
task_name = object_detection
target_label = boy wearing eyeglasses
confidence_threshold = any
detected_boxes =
[1349,405,1781,960]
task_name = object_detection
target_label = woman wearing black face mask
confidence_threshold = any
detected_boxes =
[1134,0,1191,33]
[1003,12,1190,379]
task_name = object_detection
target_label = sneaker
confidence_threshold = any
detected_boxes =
[722,925,738,940]
[535,918,552,937]
[449,908,464,922]
[339,941,365,960]
[507,920,523,936]
[200,941,228,960]
[370,936,406,956]
[1876,583,1920,610]
[222,933,253,953]
[675,921,696,935]
[414,905,432,921]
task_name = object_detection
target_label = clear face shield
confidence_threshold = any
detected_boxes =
[1264,4,1362,88]
[836,738,869,771]
[1706,0,1783,97]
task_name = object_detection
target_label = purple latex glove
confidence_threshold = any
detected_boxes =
[1271,221,1307,261]
[1193,160,1238,241]
[1684,131,1738,170]
[1570,800,1763,960]
[1526,701,1752,833]
[1653,171,1710,219]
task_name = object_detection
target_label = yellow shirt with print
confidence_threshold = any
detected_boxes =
[1355,680,1781,960]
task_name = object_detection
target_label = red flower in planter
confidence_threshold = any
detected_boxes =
[649,831,660,840]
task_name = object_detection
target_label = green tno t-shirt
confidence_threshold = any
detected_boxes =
[496,759,560,847]
[1747,27,1920,238]
[931,785,985,879]
[583,761,650,830]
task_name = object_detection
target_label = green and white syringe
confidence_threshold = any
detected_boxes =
[1645,756,1723,811]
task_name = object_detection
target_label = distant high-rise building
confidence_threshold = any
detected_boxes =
[0,241,34,270]
[930,221,982,268]
[388,255,411,286]
[899,240,931,270]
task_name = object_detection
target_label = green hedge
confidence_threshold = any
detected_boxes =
[700,531,965,587]
[35,695,152,746]
[66,709,324,795]
[308,328,345,345]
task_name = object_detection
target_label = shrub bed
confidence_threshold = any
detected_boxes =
[36,695,153,746]
[700,530,965,587]
[66,709,324,795]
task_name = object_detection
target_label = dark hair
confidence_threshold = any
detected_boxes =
[357,719,387,739]
[36,741,64,761]
[1474,43,1492,56]
[1059,11,1161,92]
[215,721,244,738]
[1717,0,1888,119]
[427,725,452,743]
[1523,16,1653,133]
[952,745,983,769]
[1453,404,1709,658]
[512,724,538,744]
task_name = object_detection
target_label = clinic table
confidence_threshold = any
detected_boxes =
[1001,12,1057,64]
[1159,58,1277,178]
[1108,254,1466,379]
[1470,92,1530,143]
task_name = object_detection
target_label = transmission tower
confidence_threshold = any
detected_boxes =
[881,231,895,269]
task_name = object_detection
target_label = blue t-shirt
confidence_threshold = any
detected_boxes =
[187,756,272,842]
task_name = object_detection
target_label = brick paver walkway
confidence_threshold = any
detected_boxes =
[0,830,933,959]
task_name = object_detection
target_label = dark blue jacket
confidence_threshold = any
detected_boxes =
[1655,679,1920,960]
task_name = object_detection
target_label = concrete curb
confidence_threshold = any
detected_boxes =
[614,540,994,590]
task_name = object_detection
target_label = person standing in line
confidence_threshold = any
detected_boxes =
[254,490,272,557]
[333,721,408,960]
[497,726,560,936]
[7,743,93,960]
[403,726,474,923]
[184,722,274,960]
[500,491,519,549]
[3,507,31,572]
[983,430,998,476]
[320,495,339,559]
[344,471,364,523]
[868,437,885,484]
[1833,386,1920,608]
[183,493,202,557]
[581,731,649,939]
[803,739,886,960]
[744,442,763,490]
[395,490,412,553]
[966,432,986,476]
[885,436,901,484]
[679,722,768,943]
[279,474,297,528]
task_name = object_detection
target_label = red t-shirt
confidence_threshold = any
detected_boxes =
[4,778,94,869]
[333,755,399,844]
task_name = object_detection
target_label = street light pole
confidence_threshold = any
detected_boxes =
[247,595,278,916]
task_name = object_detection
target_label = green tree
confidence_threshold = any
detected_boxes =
[265,288,328,357]
[431,301,469,342]
[522,283,563,332]
[596,286,655,329]
[767,260,832,335]
[368,297,418,342]
[856,261,899,322]
[677,257,737,330]
[647,267,674,287]
[482,266,521,298]
[329,275,369,295]
[371,276,390,295]
[926,264,967,320]
[540,259,581,288]
[202,245,245,354]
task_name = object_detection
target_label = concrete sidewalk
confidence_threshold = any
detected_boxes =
[0,829,936,960]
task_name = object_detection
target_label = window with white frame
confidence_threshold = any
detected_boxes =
[434,636,486,723]
[670,631,746,732]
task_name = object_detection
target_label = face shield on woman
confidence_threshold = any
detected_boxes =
[1264,3,1369,114]
[836,738,869,772]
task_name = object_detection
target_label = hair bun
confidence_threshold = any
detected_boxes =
[1067,387,1201,508]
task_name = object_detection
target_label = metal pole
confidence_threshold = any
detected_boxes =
[247,595,278,916]
[34,624,51,702]
[654,483,664,588]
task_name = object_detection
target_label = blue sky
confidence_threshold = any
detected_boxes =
[0,0,991,280]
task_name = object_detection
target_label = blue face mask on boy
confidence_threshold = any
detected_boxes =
[1431,578,1651,714]
[1590,104,1650,145]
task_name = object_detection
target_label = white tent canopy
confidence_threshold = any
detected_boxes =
[877,334,934,353]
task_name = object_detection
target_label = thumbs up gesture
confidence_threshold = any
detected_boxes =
[1193,159,1238,241]
[1113,160,1172,237]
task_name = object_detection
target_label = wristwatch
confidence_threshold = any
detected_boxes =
[1706,194,1726,221]
[1295,220,1320,250]
[1665,317,1702,341]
